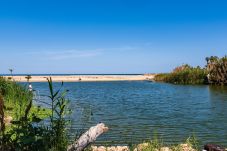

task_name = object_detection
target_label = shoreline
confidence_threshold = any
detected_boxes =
[3,75,155,82]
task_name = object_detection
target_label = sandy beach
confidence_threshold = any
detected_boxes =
[3,75,155,82]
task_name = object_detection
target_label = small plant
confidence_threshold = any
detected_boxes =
[0,76,71,151]
[0,94,5,133]
[134,132,163,151]
[145,132,163,151]
[185,134,200,151]
[46,77,70,151]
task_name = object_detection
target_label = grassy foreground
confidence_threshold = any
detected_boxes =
[0,77,71,151]
[0,77,51,120]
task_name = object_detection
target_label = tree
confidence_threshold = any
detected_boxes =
[206,56,227,85]
[25,75,32,83]
[9,69,13,77]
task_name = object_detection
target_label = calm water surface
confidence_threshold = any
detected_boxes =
[30,81,227,145]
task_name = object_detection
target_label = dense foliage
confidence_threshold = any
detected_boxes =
[154,64,207,84]
[206,56,227,85]
[0,77,70,151]
[154,55,227,85]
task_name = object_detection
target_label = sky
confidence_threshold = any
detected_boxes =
[0,0,227,74]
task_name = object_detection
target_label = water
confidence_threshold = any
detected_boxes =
[29,81,227,146]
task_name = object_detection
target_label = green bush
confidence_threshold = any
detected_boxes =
[0,77,71,151]
[154,65,207,84]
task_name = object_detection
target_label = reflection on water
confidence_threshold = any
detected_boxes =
[30,82,227,146]
[209,86,227,101]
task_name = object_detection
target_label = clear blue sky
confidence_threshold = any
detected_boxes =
[0,0,227,74]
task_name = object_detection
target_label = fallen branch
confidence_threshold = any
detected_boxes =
[67,123,109,151]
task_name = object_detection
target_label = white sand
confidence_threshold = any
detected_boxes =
[3,75,155,82]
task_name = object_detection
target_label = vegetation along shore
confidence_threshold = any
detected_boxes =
[154,56,227,85]
[0,77,70,150]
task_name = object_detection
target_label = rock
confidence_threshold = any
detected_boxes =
[91,146,129,151]
[4,116,12,125]
[179,144,195,151]
[204,144,225,151]
[115,146,129,151]
[107,146,116,151]
[134,143,168,151]
[91,146,106,151]
[134,143,149,151]
[160,147,172,151]
[97,146,106,151]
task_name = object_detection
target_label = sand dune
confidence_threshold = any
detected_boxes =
[4,75,155,82]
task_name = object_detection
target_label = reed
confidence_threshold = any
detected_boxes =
[0,77,71,151]
[154,64,207,84]
[155,56,227,85]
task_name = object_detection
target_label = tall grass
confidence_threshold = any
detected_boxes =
[0,77,33,119]
[46,77,70,151]
[154,65,207,84]
[0,77,71,151]
[155,55,227,85]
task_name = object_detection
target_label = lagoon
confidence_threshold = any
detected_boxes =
[29,81,227,146]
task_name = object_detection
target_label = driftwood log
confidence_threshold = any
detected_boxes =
[67,123,109,151]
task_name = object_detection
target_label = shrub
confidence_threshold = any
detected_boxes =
[0,77,71,151]
[206,56,227,85]
[154,65,207,84]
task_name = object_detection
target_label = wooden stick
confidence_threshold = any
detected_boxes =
[67,123,108,151]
